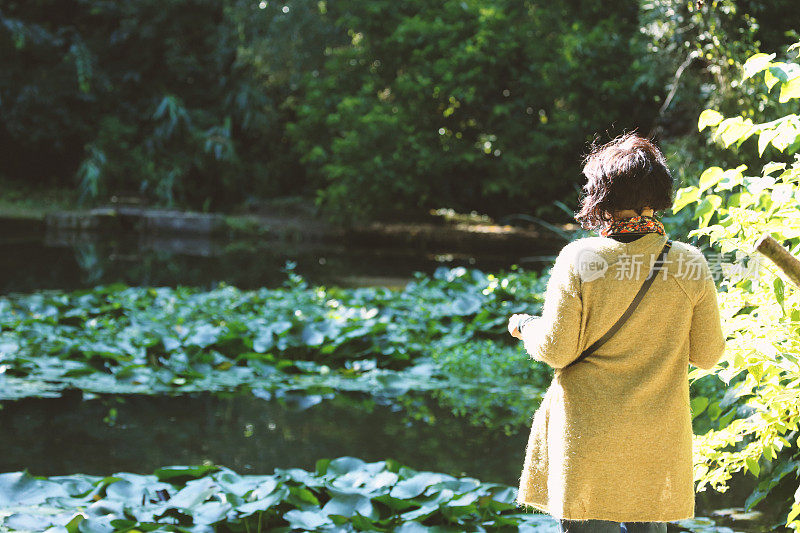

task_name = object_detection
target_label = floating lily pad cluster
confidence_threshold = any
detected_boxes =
[0,265,549,401]
[0,456,562,532]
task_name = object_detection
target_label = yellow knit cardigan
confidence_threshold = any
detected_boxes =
[516,233,726,522]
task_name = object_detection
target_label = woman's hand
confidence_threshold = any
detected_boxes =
[508,313,532,339]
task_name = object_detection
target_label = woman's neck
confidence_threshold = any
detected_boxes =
[611,208,654,221]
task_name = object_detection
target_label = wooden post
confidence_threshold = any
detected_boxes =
[754,234,800,288]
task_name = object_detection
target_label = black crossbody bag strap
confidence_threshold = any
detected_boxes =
[563,239,672,370]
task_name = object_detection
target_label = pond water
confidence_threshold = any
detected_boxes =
[0,391,515,482]
[0,391,794,532]
[0,229,795,532]
[0,232,557,294]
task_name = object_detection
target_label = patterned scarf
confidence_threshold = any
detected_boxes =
[600,214,666,237]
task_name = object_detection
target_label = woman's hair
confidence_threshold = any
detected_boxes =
[574,132,675,230]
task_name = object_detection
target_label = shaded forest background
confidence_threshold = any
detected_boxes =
[1,0,799,226]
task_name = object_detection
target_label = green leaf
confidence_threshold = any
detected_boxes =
[715,166,746,190]
[718,407,737,428]
[745,457,760,478]
[698,109,724,131]
[154,465,219,482]
[743,175,776,195]
[399,500,440,521]
[767,63,796,84]
[0,471,69,506]
[744,460,800,511]
[451,294,482,315]
[326,457,368,476]
[252,332,274,353]
[283,509,333,530]
[672,186,700,213]
[286,484,320,506]
[770,120,800,152]
[742,53,776,80]
[765,68,781,91]
[779,76,800,103]
[65,514,85,533]
[718,117,755,148]
[762,162,786,176]
[193,500,233,525]
[690,396,708,419]
[236,485,288,516]
[315,458,331,476]
[707,401,722,421]
[168,477,218,510]
[698,167,724,192]
[758,128,781,156]
[774,277,785,310]
[390,472,451,499]
[695,195,723,228]
[770,184,794,207]
[186,324,223,348]
[320,488,378,519]
[787,503,800,524]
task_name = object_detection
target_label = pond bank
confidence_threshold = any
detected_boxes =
[0,201,569,293]
[1,201,571,255]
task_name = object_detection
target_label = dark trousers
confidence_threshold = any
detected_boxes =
[558,519,668,533]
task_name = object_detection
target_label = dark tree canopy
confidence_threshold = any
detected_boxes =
[1,0,798,224]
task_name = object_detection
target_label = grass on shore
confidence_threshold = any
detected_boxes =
[0,177,80,219]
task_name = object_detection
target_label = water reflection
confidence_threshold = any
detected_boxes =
[0,390,524,483]
[0,233,554,294]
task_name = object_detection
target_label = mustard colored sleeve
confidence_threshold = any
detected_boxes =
[520,246,583,369]
[688,261,726,370]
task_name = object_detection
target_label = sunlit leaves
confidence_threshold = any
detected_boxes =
[780,76,800,103]
[743,175,776,196]
[774,278,786,313]
[744,457,761,478]
[770,118,800,152]
[713,116,756,148]
[690,42,800,531]
[673,186,701,213]
[789,489,800,526]
[741,53,776,80]
[699,88,800,156]
[698,109,724,131]
[762,162,787,176]
[715,166,746,191]
[695,195,723,228]
[698,167,723,192]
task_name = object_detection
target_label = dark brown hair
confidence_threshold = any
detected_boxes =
[575,132,674,230]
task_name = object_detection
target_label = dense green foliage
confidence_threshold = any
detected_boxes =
[3,1,798,223]
[0,456,560,532]
[0,0,334,209]
[675,41,800,530]
[287,0,660,223]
